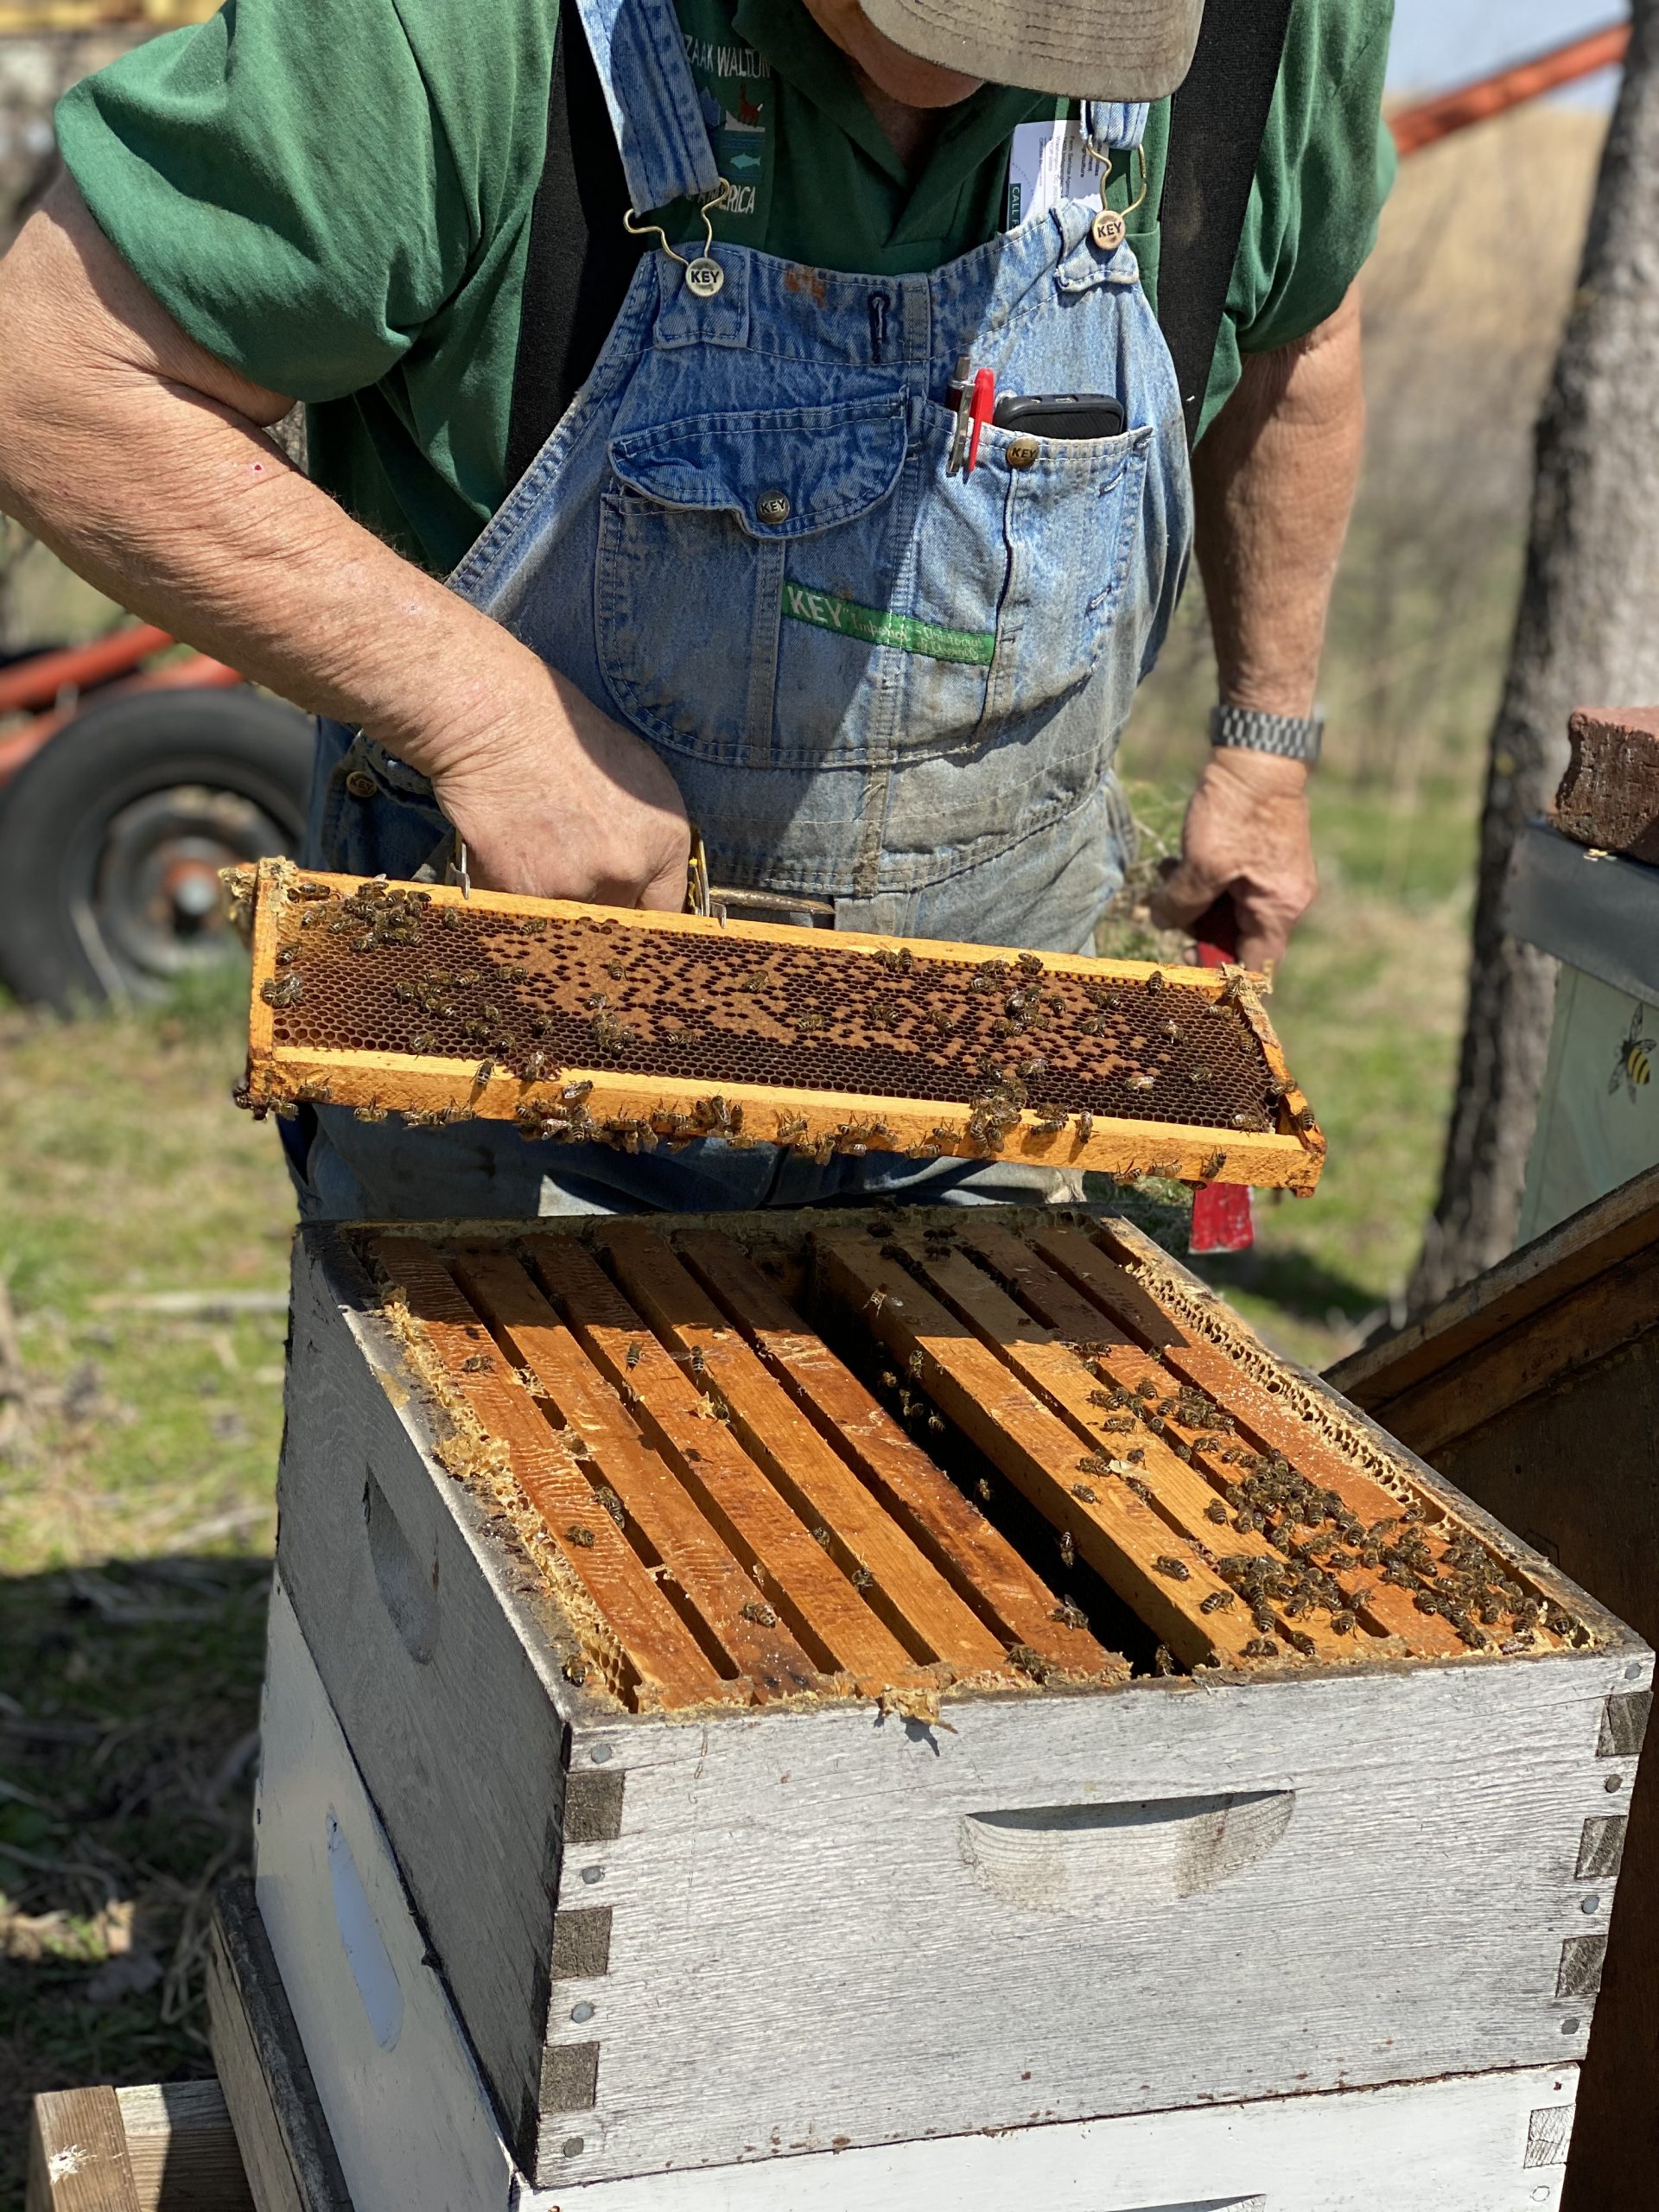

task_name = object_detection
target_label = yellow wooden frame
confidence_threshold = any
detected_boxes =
[241,860,1325,1192]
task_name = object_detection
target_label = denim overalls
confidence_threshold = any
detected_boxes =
[289,0,1195,1221]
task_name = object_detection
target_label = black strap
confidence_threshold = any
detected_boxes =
[505,3,1296,478]
[1156,0,1297,445]
[505,0,645,488]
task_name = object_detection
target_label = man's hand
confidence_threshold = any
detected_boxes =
[1148,748,1316,972]
[433,672,690,910]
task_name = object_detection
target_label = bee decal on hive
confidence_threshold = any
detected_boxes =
[1610,1003,1656,1102]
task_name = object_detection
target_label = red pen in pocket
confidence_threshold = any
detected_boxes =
[965,369,996,474]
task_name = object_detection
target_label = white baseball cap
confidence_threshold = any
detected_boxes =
[859,0,1208,99]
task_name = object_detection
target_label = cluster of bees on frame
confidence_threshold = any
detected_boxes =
[1075,1367,1566,1662]
[844,1226,1564,1671]
[241,874,1296,1154]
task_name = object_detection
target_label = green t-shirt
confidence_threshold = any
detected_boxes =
[58,0,1395,578]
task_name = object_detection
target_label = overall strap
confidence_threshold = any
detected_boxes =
[505,0,718,488]
[577,0,722,213]
[1156,0,1296,446]
[1081,99,1152,155]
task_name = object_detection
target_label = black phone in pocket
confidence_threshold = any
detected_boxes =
[992,392,1128,442]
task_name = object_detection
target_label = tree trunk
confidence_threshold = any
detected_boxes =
[1409,0,1659,1313]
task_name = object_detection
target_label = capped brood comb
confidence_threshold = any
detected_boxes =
[232,860,1324,1189]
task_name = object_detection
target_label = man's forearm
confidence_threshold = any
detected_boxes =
[1192,284,1365,719]
[0,180,537,782]
[0,180,692,907]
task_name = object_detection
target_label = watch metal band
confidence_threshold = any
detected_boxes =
[1210,702,1324,766]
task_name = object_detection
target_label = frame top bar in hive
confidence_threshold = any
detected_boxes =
[233,860,1325,1191]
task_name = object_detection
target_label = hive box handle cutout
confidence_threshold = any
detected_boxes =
[960,1792,1294,1912]
[327,1808,404,2051]
[364,1469,439,1665]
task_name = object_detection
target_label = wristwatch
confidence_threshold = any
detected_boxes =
[1210,702,1324,766]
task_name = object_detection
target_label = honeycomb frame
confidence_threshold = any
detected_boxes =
[235,860,1325,1191]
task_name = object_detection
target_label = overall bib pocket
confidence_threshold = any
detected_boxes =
[971,416,1153,732]
[596,393,907,769]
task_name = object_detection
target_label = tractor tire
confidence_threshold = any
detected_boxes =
[0,684,313,1009]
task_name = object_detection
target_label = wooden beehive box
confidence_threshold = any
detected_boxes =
[274,1206,1649,2190]
[232,860,1325,1190]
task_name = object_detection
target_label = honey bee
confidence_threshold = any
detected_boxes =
[1153,1555,1191,1580]
[1199,1591,1236,1614]
[811,1526,833,1548]
[1071,1482,1098,1503]
[1145,971,1166,995]
[976,1478,994,1503]
[475,1059,496,1084]
[1126,1072,1155,1092]
[354,1099,389,1123]
[1075,1111,1095,1143]
[625,1342,642,1370]
[296,1077,334,1103]
[777,1116,810,1144]
[565,1524,597,1549]
[563,1657,589,1687]
[1058,1529,1076,1570]
[261,974,304,1009]
[906,1350,925,1379]
[563,1081,594,1104]
[1007,1644,1049,1682]
[690,1347,708,1379]
[741,1599,778,1626]
[1243,1637,1278,1658]
[1051,1601,1089,1630]
[1153,1645,1176,1676]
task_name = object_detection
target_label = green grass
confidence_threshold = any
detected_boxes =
[0,965,292,2197]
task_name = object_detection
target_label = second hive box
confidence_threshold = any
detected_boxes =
[275,1206,1649,2187]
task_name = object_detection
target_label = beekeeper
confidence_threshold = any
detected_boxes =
[0,0,1390,1216]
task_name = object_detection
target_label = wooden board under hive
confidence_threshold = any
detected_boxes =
[231,859,1324,1189]
[275,1206,1649,2186]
